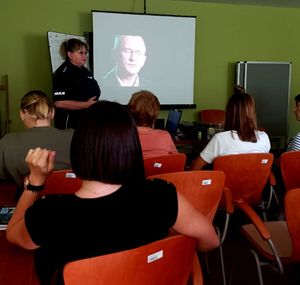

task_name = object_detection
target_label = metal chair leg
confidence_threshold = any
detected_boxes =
[219,243,227,285]
[229,249,264,285]
[216,226,227,285]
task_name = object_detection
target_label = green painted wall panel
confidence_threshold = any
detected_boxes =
[0,0,300,140]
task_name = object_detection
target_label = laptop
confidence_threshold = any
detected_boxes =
[165,109,182,137]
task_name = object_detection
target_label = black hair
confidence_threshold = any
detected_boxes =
[70,100,145,184]
[295,94,300,103]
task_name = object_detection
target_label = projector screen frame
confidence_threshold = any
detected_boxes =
[91,10,197,110]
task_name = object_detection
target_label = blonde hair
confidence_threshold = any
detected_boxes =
[20,90,53,120]
[128,90,160,127]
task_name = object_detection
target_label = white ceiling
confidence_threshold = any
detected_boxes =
[177,0,300,8]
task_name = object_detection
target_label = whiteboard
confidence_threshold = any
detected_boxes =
[236,61,291,138]
[47,31,89,73]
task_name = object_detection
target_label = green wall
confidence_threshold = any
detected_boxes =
[1,0,300,140]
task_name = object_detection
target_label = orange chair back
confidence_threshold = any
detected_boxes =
[280,151,300,191]
[284,189,300,261]
[63,235,202,285]
[148,170,225,222]
[144,153,186,177]
[199,109,225,125]
[214,153,273,205]
[0,181,18,204]
[40,170,82,196]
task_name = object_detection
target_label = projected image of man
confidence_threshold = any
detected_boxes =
[102,35,147,87]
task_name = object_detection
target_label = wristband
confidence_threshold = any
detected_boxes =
[24,176,45,192]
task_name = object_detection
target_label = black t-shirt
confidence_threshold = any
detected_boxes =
[25,179,178,285]
[53,61,101,130]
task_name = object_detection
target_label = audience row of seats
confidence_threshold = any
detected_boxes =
[1,151,300,285]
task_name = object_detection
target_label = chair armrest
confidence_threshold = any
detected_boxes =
[234,200,271,240]
[269,171,276,187]
[223,186,234,214]
[217,187,233,244]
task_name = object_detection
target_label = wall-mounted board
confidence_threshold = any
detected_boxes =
[47,31,89,73]
[236,61,291,138]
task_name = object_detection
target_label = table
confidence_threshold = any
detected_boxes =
[0,231,39,284]
[174,137,209,167]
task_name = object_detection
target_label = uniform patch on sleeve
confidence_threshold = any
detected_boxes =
[54,91,65,96]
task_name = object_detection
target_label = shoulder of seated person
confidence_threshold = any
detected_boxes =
[155,128,172,135]
[38,194,71,201]
[147,178,175,189]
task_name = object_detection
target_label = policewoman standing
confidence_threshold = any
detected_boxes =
[53,38,101,130]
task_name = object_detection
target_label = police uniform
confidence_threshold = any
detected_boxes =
[53,61,101,129]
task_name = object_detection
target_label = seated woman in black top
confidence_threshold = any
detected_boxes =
[6,100,219,285]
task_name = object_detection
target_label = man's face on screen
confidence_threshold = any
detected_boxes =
[115,35,147,77]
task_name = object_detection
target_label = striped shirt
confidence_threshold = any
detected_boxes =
[287,133,300,151]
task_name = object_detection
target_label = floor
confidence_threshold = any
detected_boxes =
[200,209,300,285]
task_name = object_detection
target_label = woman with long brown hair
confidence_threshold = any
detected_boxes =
[191,91,270,170]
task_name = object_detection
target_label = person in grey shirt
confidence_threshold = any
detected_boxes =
[0,90,72,189]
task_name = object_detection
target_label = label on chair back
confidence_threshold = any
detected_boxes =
[261,159,268,164]
[153,162,162,168]
[147,250,163,263]
[65,172,76,178]
[202,179,212,185]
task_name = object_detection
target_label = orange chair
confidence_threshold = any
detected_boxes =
[40,169,82,197]
[148,170,226,222]
[198,109,226,125]
[0,181,18,204]
[213,153,276,220]
[63,234,202,285]
[143,153,187,177]
[280,151,300,192]
[235,188,300,285]
[212,153,277,284]
[148,170,231,285]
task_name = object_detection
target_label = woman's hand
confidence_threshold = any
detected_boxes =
[86,96,97,108]
[25,147,56,186]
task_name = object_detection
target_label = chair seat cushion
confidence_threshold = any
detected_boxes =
[241,221,292,259]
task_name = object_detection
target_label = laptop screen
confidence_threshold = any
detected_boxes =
[165,109,182,136]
